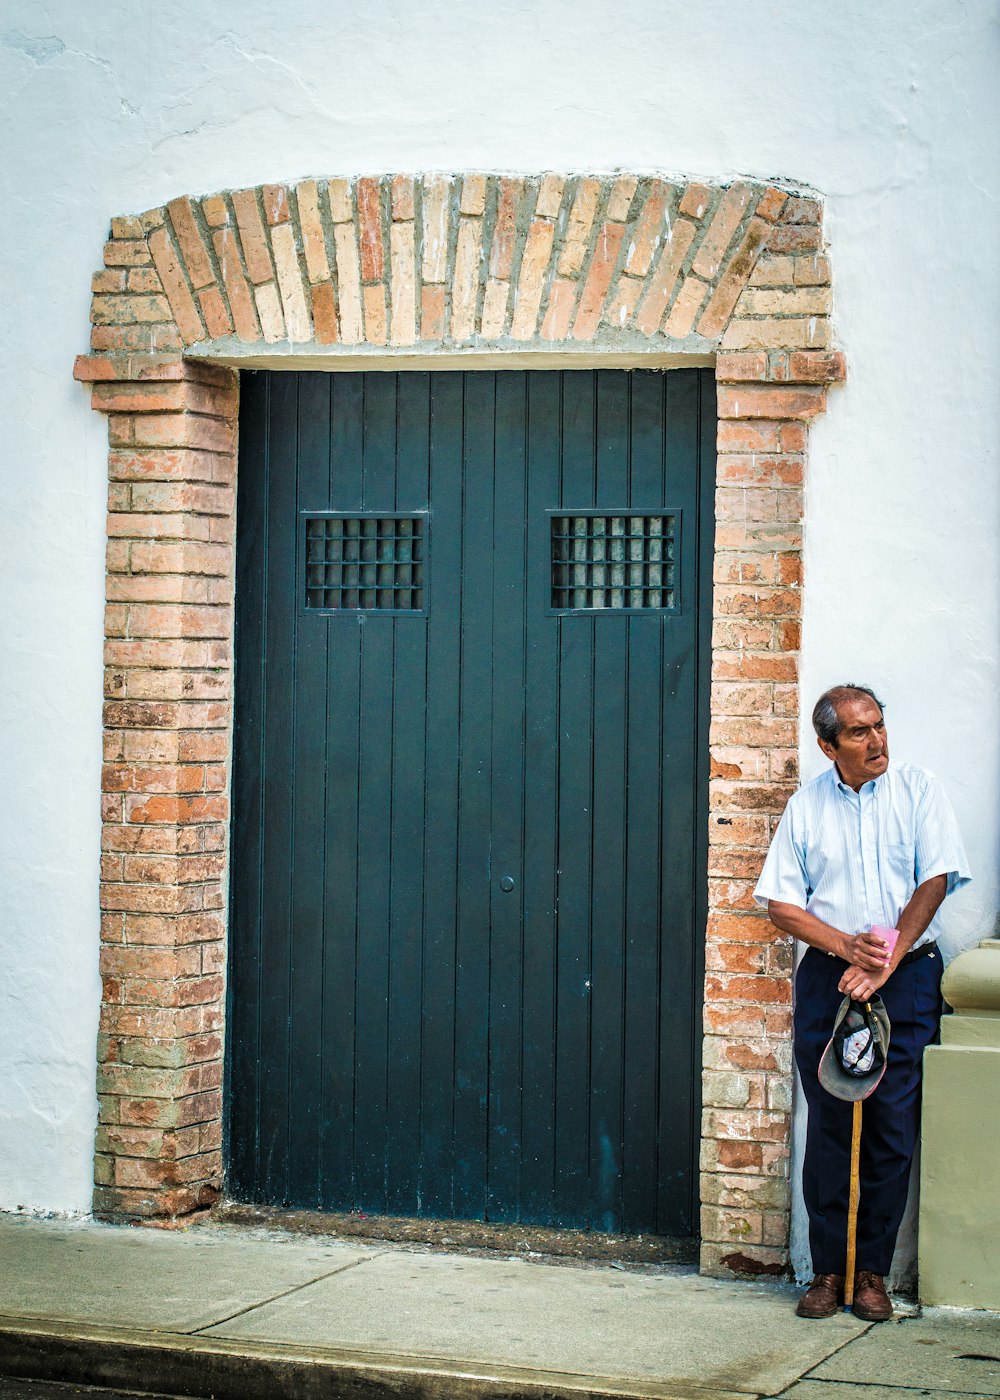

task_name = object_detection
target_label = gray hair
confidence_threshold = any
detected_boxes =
[812,684,885,746]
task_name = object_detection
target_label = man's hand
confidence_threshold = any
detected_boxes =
[838,961,891,1000]
[844,930,892,973]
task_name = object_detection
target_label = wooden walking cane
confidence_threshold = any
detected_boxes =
[844,1098,863,1308]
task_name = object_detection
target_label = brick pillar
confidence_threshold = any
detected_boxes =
[75,353,238,1223]
[700,353,845,1276]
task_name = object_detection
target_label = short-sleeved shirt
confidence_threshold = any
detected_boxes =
[753,762,970,947]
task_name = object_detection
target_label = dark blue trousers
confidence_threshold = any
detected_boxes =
[794,946,943,1276]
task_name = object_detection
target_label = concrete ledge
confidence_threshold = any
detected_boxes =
[0,1316,749,1400]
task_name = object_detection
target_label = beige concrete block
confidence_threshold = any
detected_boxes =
[920,1037,1000,1307]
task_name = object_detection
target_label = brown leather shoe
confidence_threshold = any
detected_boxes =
[852,1270,893,1321]
[796,1273,844,1318]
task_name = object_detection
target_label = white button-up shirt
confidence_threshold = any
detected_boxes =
[753,762,971,947]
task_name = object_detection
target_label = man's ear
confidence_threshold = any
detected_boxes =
[818,734,838,764]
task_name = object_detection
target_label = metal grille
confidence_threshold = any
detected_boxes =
[305,515,425,611]
[551,513,676,611]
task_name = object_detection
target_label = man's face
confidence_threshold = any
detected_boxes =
[818,695,889,791]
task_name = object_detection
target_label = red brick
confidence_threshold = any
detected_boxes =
[782,196,822,226]
[105,240,152,267]
[262,184,290,226]
[717,1140,764,1171]
[166,196,215,289]
[311,283,338,345]
[490,178,522,280]
[717,385,827,421]
[786,350,846,384]
[356,176,385,283]
[572,222,625,340]
[679,183,711,219]
[197,287,233,340]
[146,228,205,345]
[692,183,753,281]
[767,224,822,253]
[634,219,696,336]
[623,180,669,277]
[212,226,261,342]
[231,189,274,284]
[125,795,229,825]
[91,325,183,353]
[93,269,127,293]
[698,217,772,339]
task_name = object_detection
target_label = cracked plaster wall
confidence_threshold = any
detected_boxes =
[0,2,997,1283]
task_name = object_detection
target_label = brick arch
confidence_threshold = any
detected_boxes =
[86,172,835,356]
[75,169,845,1278]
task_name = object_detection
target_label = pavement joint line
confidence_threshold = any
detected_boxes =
[799,1322,877,1380]
[184,1247,388,1334]
[775,1386,1000,1399]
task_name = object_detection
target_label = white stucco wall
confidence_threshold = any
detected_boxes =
[1,2,997,1280]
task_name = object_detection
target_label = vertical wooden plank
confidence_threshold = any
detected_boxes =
[620,370,666,1232]
[553,370,597,1228]
[486,371,528,1221]
[452,371,495,1220]
[286,374,332,1205]
[419,372,465,1215]
[656,368,701,1236]
[587,370,629,1231]
[352,373,398,1211]
[519,371,562,1224]
[257,370,299,1203]
[227,370,268,1201]
[320,372,365,1206]
[385,372,431,1213]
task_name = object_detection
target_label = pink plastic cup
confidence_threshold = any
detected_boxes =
[871,925,899,964]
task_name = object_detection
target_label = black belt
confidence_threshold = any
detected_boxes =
[898,942,936,966]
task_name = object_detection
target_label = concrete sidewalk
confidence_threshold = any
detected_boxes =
[0,1216,997,1400]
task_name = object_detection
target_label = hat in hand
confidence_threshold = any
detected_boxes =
[818,995,891,1101]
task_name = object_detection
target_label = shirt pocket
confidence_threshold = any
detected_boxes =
[881,841,917,900]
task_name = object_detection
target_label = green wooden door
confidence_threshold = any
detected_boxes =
[228,368,714,1236]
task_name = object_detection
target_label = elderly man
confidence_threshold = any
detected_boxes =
[754,684,969,1321]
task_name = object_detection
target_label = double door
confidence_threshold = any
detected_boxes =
[228,368,714,1236]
